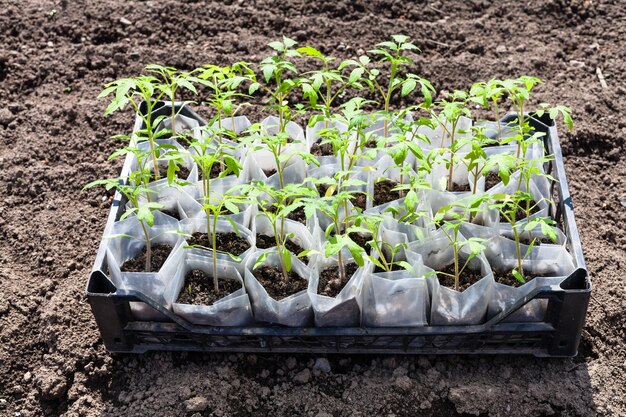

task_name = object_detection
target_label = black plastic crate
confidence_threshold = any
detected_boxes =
[86,108,590,357]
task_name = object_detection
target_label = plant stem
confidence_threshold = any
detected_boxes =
[212,210,219,292]
[139,219,152,273]
[454,246,460,292]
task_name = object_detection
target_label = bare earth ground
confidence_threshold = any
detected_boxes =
[0,0,625,416]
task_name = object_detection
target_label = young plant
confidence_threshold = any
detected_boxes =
[489,192,557,283]
[381,108,431,197]
[195,64,251,140]
[469,79,508,141]
[244,36,301,133]
[352,214,412,273]
[83,170,164,272]
[242,181,317,281]
[298,46,364,129]
[433,196,488,291]
[99,75,167,181]
[145,64,199,136]
[193,191,249,293]
[303,174,368,284]
[342,35,434,137]
[186,122,244,292]
[427,90,472,191]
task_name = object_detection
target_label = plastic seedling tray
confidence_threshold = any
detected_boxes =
[86,105,590,357]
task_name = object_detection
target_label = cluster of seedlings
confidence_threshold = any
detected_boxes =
[86,36,575,327]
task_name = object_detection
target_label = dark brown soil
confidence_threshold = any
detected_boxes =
[287,206,307,224]
[255,234,309,264]
[1,0,623,415]
[499,200,541,222]
[317,263,359,297]
[161,209,181,220]
[263,168,277,177]
[437,264,483,292]
[198,163,224,180]
[494,271,536,288]
[373,179,401,206]
[311,140,334,156]
[157,165,191,181]
[484,170,502,190]
[255,265,308,300]
[351,193,367,211]
[509,234,555,246]
[187,232,250,256]
[120,244,173,272]
[349,232,371,251]
[176,269,241,305]
[266,204,307,225]
[373,261,404,273]
[450,181,471,192]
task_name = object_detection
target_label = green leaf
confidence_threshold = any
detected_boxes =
[297,46,322,58]
[283,247,292,272]
[249,82,261,95]
[512,269,526,284]
[253,252,269,270]
[401,79,416,96]
[268,41,284,52]
[349,67,364,84]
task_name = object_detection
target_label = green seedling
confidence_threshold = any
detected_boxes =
[83,170,164,272]
[427,90,472,191]
[195,63,251,140]
[193,191,248,293]
[185,123,245,292]
[243,36,301,133]
[470,79,508,141]
[433,195,489,291]
[99,75,167,181]
[342,35,434,138]
[490,192,557,283]
[298,46,365,129]
[145,64,199,137]
[351,214,412,273]
[243,181,317,281]
[303,174,368,283]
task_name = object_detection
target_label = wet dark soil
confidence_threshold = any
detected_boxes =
[157,165,191,181]
[318,263,359,297]
[120,244,173,272]
[254,265,308,300]
[176,269,242,305]
[255,234,309,263]
[311,140,334,156]
[161,209,181,220]
[499,200,541,222]
[437,264,483,292]
[484,170,502,190]
[450,181,471,192]
[187,232,250,256]
[263,168,277,177]
[374,179,401,206]
[494,271,536,288]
